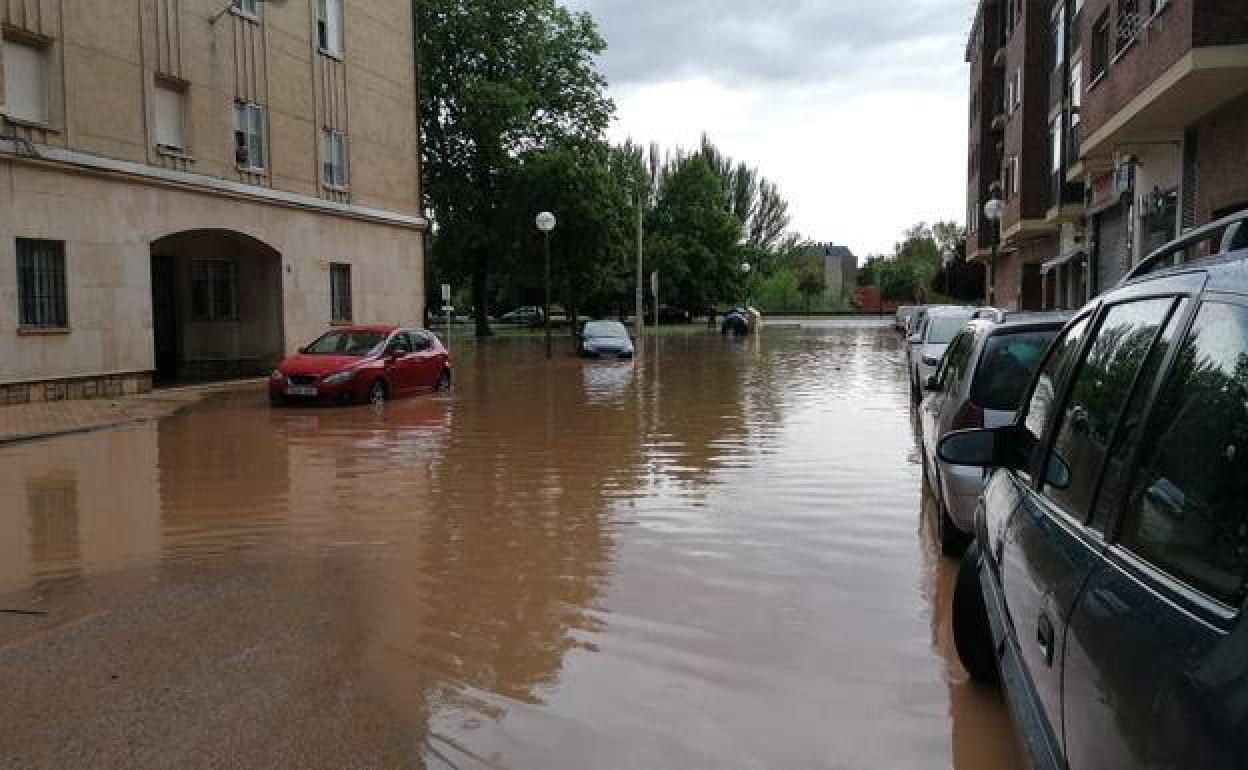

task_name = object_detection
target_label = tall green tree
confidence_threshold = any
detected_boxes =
[646,155,744,314]
[418,0,614,336]
[508,141,645,323]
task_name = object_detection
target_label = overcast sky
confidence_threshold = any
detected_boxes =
[565,0,972,258]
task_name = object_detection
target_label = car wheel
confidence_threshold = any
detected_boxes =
[939,497,971,559]
[953,542,999,683]
[435,369,452,392]
[368,380,387,406]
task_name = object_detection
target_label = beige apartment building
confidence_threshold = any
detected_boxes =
[0,0,425,402]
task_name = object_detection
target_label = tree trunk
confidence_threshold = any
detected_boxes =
[472,269,492,338]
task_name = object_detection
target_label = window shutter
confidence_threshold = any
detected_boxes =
[3,41,47,123]
[154,84,185,149]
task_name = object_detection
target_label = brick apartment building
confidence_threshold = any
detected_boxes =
[965,0,1248,311]
[1,0,425,403]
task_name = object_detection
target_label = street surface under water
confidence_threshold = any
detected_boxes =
[0,321,1022,769]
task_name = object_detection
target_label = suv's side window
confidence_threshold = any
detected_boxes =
[1017,316,1091,483]
[1041,299,1174,519]
[1118,302,1248,605]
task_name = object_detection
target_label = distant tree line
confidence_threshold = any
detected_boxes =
[859,222,985,304]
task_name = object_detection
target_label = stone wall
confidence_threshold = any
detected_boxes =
[0,159,425,388]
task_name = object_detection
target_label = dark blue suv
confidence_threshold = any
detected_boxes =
[938,211,1248,770]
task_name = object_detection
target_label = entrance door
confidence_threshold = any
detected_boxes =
[151,258,178,383]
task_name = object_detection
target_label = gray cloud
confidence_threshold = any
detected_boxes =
[566,0,972,89]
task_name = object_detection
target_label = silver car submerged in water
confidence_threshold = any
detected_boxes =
[918,311,1069,555]
[580,320,635,358]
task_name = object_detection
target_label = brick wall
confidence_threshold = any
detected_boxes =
[1193,0,1248,46]
[1077,0,1195,144]
[1194,91,1248,223]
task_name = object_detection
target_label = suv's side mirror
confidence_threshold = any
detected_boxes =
[297,346,308,354]
[924,375,941,392]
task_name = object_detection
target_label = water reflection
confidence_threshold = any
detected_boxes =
[0,321,1022,769]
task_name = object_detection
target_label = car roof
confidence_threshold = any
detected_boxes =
[924,306,977,318]
[328,324,399,333]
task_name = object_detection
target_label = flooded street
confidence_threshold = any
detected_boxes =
[0,322,1021,769]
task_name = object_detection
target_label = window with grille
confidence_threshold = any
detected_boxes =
[17,239,67,328]
[331,263,352,322]
[317,0,344,55]
[1117,0,1141,53]
[321,129,348,187]
[233,102,266,170]
[190,260,238,321]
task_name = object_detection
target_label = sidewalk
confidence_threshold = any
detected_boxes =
[0,379,265,445]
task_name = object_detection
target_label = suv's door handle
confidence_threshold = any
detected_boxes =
[1037,612,1056,667]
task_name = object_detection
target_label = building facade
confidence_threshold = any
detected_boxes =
[1,0,425,402]
[966,0,1248,311]
[812,242,857,305]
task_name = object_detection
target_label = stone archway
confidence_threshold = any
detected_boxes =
[149,229,284,385]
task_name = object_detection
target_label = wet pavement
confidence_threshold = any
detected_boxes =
[0,321,1022,769]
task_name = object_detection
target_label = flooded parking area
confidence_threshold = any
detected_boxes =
[0,321,1021,769]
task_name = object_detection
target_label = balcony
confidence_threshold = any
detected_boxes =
[1080,2,1248,159]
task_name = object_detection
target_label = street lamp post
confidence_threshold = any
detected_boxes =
[535,211,557,359]
[983,188,1005,308]
[941,246,954,298]
[740,261,751,308]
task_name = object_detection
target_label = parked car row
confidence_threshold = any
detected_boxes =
[905,210,1248,770]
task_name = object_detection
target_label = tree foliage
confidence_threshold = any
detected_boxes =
[418,0,614,335]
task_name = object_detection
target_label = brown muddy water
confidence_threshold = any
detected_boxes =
[0,321,1021,770]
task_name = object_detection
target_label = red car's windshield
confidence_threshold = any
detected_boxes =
[304,330,386,356]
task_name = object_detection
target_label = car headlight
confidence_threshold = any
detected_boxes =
[270,370,285,381]
[322,370,355,385]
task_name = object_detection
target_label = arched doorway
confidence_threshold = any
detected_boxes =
[150,229,284,385]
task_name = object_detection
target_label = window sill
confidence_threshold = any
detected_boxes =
[321,182,350,194]
[18,326,71,336]
[236,165,269,176]
[157,145,195,161]
[317,47,344,62]
[229,7,261,24]
[1112,36,1138,65]
[3,114,59,133]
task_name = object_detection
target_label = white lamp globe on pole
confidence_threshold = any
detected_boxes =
[983,192,1005,307]
[536,211,557,358]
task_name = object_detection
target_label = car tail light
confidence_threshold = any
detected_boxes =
[950,400,985,431]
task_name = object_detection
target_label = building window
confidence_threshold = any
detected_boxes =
[1150,0,1169,14]
[1051,117,1063,173]
[2,39,48,124]
[321,128,347,187]
[17,239,67,328]
[1070,61,1083,122]
[233,102,266,170]
[1052,9,1065,72]
[190,260,238,321]
[1117,0,1141,53]
[1090,12,1111,80]
[153,80,186,151]
[232,0,259,18]
[317,0,344,56]
[330,263,352,322]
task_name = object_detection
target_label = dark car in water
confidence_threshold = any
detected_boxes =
[580,320,634,358]
[270,325,451,406]
[938,211,1248,770]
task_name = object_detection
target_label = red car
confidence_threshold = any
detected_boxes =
[269,325,451,406]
